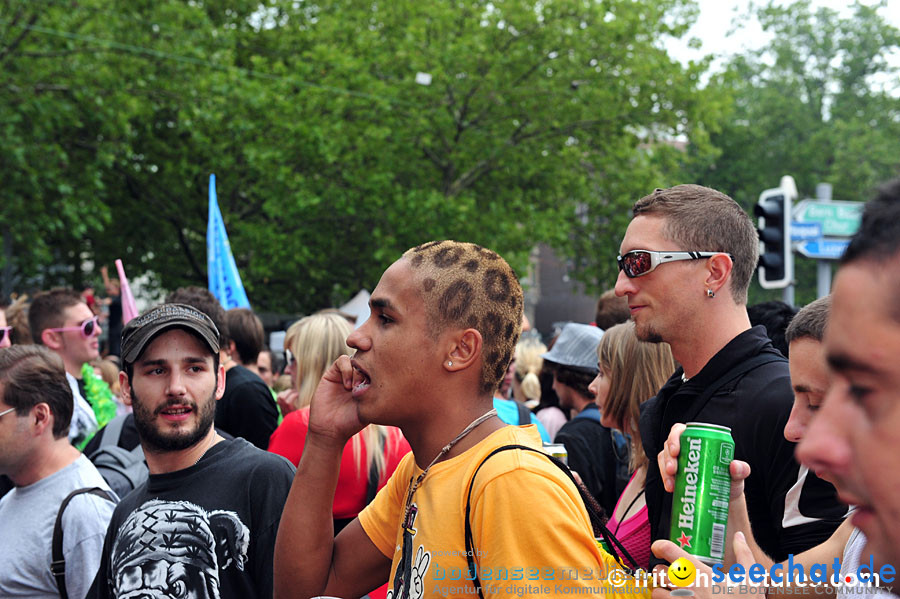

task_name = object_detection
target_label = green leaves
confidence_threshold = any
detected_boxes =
[683,0,900,306]
[2,0,719,311]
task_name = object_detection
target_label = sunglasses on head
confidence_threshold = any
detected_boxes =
[0,326,11,345]
[617,250,733,278]
[46,315,100,338]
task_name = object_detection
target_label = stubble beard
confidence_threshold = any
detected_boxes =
[633,319,665,344]
[131,388,217,453]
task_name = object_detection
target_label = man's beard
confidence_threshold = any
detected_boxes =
[633,320,664,344]
[131,389,217,453]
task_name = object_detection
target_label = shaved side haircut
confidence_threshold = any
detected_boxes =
[633,184,759,304]
[785,296,831,344]
[403,240,524,394]
[28,288,85,343]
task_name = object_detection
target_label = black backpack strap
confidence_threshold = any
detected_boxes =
[514,400,531,426]
[52,486,116,599]
[463,444,638,598]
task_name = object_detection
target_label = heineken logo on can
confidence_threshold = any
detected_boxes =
[670,423,734,565]
[676,437,702,531]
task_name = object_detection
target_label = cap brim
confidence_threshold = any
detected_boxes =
[122,323,218,364]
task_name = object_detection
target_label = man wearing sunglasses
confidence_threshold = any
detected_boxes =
[615,185,844,567]
[29,289,103,448]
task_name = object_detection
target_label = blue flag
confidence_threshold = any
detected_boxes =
[207,174,251,310]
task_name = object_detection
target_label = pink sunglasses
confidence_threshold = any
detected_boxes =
[46,315,100,338]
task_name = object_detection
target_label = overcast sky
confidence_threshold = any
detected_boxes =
[667,0,900,70]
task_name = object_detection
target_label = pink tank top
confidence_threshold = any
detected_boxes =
[605,472,650,570]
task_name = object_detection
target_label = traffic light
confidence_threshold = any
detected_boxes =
[755,188,793,289]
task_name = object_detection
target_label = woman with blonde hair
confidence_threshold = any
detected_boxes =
[268,312,411,535]
[589,321,675,569]
[512,337,567,441]
[275,313,353,415]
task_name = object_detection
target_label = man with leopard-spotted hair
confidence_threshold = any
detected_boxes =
[275,240,622,599]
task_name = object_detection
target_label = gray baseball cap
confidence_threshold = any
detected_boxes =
[121,303,220,364]
[541,322,603,374]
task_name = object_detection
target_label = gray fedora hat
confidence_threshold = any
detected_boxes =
[541,322,603,374]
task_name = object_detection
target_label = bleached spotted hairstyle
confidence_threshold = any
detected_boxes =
[402,240,524,394]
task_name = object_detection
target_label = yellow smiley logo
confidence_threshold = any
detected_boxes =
[668,557,696,587]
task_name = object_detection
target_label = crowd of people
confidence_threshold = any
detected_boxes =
[1,178,899,599]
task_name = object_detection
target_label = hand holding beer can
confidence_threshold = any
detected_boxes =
[669,422,734,565]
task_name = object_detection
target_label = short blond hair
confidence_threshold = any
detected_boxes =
[633,185,758,304]
[284,312,353,410]
[403,240,523,394]
[597,321,675,470]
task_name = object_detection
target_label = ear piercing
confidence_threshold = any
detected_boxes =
[706,289,716,298]
[448,361,453,367]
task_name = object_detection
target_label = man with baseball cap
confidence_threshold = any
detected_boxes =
[88,304,295,599]
[543,322,629,515]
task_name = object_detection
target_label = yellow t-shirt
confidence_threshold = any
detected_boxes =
[359,425,643,598]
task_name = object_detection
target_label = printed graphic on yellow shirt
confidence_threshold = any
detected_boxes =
[387,502,432,599]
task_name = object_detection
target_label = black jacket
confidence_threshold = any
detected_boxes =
[640,326,846,567]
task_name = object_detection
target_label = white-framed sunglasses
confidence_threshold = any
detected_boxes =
[617,250,733,278]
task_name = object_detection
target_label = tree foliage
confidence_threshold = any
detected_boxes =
[1,0,721,312]
[682,0,900,305]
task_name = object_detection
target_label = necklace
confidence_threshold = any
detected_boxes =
[191,436,220,467]
[392,408,497,596]
[402,408,498,517]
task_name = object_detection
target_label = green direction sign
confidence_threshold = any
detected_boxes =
[793,200,863,237]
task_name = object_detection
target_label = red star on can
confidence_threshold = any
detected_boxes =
[677,531,692,548]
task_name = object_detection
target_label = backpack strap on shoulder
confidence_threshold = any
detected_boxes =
[99,414,127,447]
[514,400,531,426]
[463,444,638,598]
[573,406,604,424]
[52,486,116,599]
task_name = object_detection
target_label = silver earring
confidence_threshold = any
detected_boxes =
[448,361,453,367]
[706,288,715,298]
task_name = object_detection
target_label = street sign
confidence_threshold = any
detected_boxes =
[790,221,822,241]
[793,200,863,237]
[796,239,850,260]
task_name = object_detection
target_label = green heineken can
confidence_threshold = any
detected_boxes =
[669,422,734,565]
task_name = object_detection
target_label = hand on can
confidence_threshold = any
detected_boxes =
[658,423,751,500]
[650,532,757,599]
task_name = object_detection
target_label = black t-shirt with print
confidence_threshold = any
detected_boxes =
[88,438,295,599]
